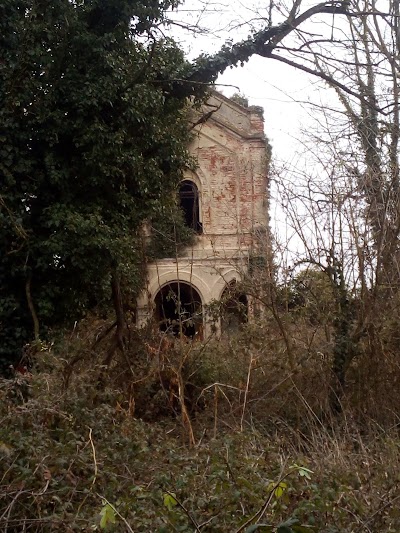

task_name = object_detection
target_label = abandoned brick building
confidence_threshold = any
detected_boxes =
[137,92,270,337]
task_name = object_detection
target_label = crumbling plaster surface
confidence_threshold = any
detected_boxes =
[137,92,270,336]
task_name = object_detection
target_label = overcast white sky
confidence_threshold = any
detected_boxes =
[169,0,337,163]
[217,57,318,161]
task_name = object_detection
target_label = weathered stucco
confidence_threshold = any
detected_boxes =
[137,92,270,337]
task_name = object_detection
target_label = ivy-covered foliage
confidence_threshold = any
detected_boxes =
[146,197,196,260]
[0,0,195,371]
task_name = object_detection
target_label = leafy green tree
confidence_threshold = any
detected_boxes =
[0,0,194,371]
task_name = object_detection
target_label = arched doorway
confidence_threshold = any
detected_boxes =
[154,282,203,338]
[220,282,248,334]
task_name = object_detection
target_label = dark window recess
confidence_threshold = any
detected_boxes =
[179,180,202,233]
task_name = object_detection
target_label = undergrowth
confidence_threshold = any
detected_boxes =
[1,338,400,532]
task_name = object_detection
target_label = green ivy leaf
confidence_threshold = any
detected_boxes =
[291,464,314,480]
[274,481,287,499]
[163,492,178,511]
[267,481,287,499]
[99,502,117,529]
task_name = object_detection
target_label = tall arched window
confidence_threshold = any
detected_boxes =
[179,180,202,233]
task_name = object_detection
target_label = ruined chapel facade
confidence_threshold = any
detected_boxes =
[137,92,270,337]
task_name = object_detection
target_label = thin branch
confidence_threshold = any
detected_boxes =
[25,274,40,342]
[96,495,135,533]
[268,53,384,114]
[88,427,98,488]
[165,490,201,532]
[234,470,289,533]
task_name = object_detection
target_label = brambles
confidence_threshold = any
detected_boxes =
[1,335,400,532]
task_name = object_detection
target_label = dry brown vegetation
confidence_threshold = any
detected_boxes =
[1,309,400,532]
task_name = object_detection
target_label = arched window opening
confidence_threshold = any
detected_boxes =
[155,282,203,338]
[179,180,202,233]
[220,282,248,334]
